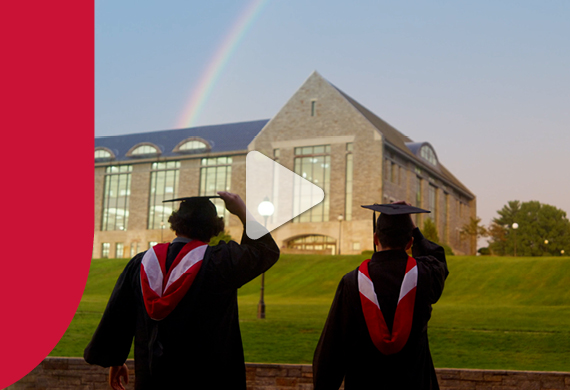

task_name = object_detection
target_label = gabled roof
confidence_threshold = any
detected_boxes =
[95,119,269,162]
[94,73,473,199]
[334,85,474,198]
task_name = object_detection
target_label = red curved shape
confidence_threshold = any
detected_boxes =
[0,1,93,387]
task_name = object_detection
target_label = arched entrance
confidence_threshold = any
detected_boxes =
[284,234,337,255]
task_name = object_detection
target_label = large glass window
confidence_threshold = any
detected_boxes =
[200,157,232,219]
[345,143,353,221]
[429,184,437,221]
[148,161,180,229]
[102,165,132,231]
[293,145,331,222]
[416,176,422,207]
[415,176,422,225]
[442,193,448,242]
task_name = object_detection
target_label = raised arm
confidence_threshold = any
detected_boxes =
[215,191,280,288]
[218,191,248,225]
[411,227,446,263]
[411,227,448,304]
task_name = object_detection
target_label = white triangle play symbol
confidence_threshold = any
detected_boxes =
[245,151,325,239]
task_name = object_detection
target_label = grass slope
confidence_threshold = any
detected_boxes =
[54,255,570,372]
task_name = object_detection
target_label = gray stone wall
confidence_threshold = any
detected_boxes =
[8,358,570,390]
[381,159,476,255]
[248,71,385,255]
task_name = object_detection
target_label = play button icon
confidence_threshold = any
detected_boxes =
[245,151,325,239]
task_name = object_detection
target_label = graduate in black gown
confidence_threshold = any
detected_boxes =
[313,202,448,390]
[84,192,280,390]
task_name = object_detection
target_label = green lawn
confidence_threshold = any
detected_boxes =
[53,254,570,372]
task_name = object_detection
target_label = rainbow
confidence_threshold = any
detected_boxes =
[177,0,270,128]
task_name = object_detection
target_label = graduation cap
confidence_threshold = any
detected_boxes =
[162,196,221,203]
[361,203,430,252]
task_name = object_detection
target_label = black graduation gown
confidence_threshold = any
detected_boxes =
[84,228,280,390]
[313,228,448,390]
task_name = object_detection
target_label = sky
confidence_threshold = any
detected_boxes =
[95,0,570,241]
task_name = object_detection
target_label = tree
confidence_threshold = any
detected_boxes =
[459,216,488,255]
[422,218,454,255]
[489,201,570,256]
[422,218,439,243]
[489,200,521,256]
[496,200,522,226]
[460,216,488,241]
[487,222,507,255]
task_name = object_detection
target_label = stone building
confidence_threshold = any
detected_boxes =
[94,71,476,258]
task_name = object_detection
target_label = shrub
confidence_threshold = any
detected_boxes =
[441,244,455,256]
[422,219,440,243]
[209,230,233,246]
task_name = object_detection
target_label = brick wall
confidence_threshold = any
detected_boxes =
[7,358,570,390]
[437,369,570,390]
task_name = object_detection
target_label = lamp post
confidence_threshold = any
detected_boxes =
[512,223,519,257]
[337,214,344,255]
[257,198,274,319]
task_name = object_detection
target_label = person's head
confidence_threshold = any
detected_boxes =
[374,214,414,251]
[168,198,224,242]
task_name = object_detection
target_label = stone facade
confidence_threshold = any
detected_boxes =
[249,73,384,256]
[93,71,476,258]
[8,358,570,390]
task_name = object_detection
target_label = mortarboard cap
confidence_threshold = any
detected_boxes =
[162,196,221,203]
[361,203,430,252]
[361,203,430,215]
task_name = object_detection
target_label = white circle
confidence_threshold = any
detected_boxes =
[258,201,275,217]
[512,223,519,229]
